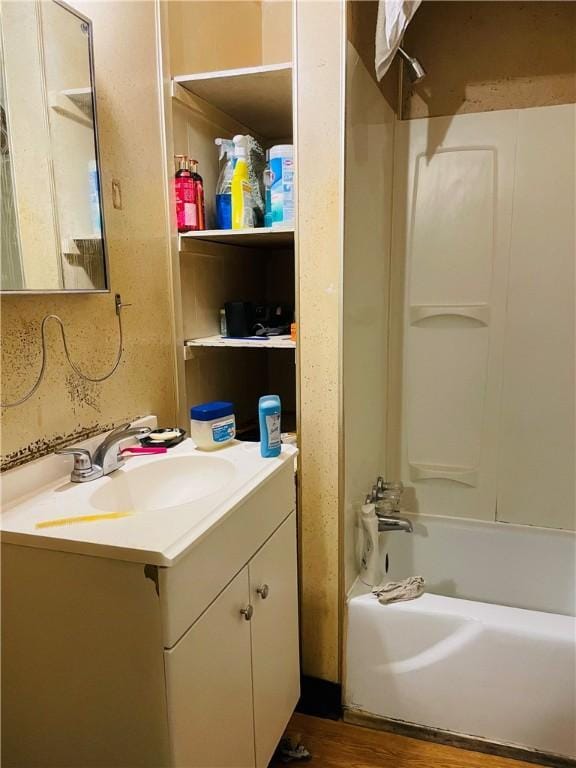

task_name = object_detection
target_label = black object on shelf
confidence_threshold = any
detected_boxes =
[225,301,255,337]
[224,301,294,338]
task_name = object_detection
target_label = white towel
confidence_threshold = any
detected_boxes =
[372,576,425,604]
[375,0,422,81]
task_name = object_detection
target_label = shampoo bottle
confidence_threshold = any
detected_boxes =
[259,395,281,458]
[174,155,197,233]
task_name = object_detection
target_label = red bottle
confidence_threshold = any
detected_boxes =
[174,155,197,232]
[189,159,206,231]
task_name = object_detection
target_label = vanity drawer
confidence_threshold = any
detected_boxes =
[158,460,295,648]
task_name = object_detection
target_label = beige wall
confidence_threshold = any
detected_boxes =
[1,0,176,470]
[168,1,263,75]
[167,1,292,77]
[403,1,576,119]
[2,1,61,290]
[343,41,395,593]
[347,0,398,113]
[296,0,345,683]
[261,0,292,64]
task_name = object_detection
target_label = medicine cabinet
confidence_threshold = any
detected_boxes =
[163,5,297,441]
[0,0,108,292]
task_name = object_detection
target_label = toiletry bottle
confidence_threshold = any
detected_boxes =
[189,159,205,231]
[215,138,234,230]
[231,136,253,230]
[269,144,294,228]
[263,150,273,228]
[174,155,197,233]
[360,502,381,587]
[190,401,236,450]
[219,308,227,337]
[259,395,281,458]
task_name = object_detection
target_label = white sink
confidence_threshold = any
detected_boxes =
[89,455,235,514]
[1,424,297,565]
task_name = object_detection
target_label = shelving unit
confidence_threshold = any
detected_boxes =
[179,227,294,250]
[184,336,295,358]
[169,57,297,439]
[173,62,292,139]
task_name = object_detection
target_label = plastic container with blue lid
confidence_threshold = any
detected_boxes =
[190,401,236,450]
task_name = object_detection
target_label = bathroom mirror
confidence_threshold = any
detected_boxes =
[0,0,108,292]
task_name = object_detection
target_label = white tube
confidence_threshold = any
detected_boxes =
[359,503,381,587]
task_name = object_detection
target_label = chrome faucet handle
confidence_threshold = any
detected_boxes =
[93,423,152,476]
[384,480,404,492]
[56,448,98,482]
[56,447,92,464]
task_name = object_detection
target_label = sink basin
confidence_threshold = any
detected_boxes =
[1,429,296,566]
[88,455,236,514]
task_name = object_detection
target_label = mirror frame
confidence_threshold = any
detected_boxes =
[0,0,110,295]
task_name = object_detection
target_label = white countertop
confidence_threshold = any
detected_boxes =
[1,439,297,567]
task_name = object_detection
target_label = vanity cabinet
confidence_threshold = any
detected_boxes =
[165,513,299,768]
[2,453,299,768]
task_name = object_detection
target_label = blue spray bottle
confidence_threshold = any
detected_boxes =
[259,395,282,458]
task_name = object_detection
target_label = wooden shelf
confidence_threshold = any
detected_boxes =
[173,62,292,139]
[184,335,295,358]
[179,227,294,249]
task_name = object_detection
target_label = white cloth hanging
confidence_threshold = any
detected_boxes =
[375,0,422,81]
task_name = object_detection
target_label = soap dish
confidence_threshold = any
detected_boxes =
[140,427,186,449]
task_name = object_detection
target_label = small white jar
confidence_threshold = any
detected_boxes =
[190,401,236,451]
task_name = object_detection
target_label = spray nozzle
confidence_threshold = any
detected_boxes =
[232,134,247,159]
[214,137,235,161]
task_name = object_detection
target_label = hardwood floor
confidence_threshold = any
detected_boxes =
[269,713,542,768]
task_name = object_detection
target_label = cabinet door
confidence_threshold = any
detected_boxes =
[249,513,300,768]
[164,567,255,768]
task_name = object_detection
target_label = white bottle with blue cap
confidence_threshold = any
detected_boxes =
[190,401,236,450]
[259,395,282,458]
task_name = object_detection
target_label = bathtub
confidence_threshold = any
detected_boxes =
[344,513,576,761]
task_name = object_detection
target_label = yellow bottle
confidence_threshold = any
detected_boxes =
[231,139,253,229]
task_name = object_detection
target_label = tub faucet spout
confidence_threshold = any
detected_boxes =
[377,515,413,533]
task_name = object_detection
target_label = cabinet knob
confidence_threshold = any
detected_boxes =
[256,584,270,600]
[240,604,254,621]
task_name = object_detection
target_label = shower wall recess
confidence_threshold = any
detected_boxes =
[388,104,575,531]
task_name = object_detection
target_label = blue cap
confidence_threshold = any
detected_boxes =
[190,401,234,421]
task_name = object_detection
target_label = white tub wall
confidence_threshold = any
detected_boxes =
[387,103,576,531]
[379,512,576,617]
[342,40,396,593]
[497,105,575,529]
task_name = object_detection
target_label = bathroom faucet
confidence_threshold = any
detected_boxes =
[57,422,151,483]
[366,477,413,533]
